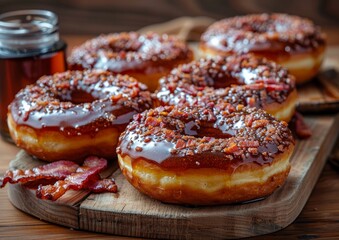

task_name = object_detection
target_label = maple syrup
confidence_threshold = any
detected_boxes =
[0,10,67,141]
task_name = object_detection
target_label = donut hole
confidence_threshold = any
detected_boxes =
[242,21,282,34]
[55,88,100,104]
[184,121,233,139]
[197,69,259,89]
[108,39,141,54]
[180,59,264,90]
[68,89,97,104]
[208,75,243,89]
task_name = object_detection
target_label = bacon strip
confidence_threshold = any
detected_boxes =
[0,161,79,188]
[87,178,118,193]
[290,112,312,139]
[36,156,108,201]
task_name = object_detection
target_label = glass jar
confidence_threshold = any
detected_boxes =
[0,10,67,142]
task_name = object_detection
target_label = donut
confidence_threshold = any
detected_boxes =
[8,70,152,162]
[68,32,194,92]
[200,13,326,84]
[117,104,295,205]
[156,54,297,122]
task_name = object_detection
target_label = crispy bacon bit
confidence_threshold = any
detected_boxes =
[0,161,79,188]
[145,117,161,127]
[223,142,239,153]
[181,85,198,96]
[111,93,123,102]
[248,147,258,155]
[246,97,256,107]
[252,120,269,128]
[175,139,186,149]
[290,112,312,139]
[87,178,118,193]
[238,140,259,148]
[265,84,290,91]
[36,156,108,201]
[244,83,265,90]
[245,114,254,127]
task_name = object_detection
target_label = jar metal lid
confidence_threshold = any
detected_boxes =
[0,10,60,50]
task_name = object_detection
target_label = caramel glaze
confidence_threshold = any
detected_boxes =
[116,104,295,172]
[9,70,153,137]
[156,54,296,111]
[200,13,326,57]
[68,32,193,76]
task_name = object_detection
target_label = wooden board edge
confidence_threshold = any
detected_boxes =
[289,114,339,216]
[7,184,86,229]
[236,114,339,237]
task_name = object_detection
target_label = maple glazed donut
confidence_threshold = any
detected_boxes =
[200,13,326,84]
[7,70,152,162]
[117,104,295,205]
[68,32,194,92]
[156,54,297,122]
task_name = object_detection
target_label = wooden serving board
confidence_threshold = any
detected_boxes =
[7,114,339,239]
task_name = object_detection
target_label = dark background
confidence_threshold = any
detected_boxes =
[1,0,338,35]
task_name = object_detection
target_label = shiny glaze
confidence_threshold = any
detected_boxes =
[117,105,295,171]
[9,70,153,136]
[201,13,326,55]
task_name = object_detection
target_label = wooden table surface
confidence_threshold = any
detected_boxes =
[0,34,339,239]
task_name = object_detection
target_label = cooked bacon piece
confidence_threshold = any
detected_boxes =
[290,112,312,139]
[36,156,108,201]
[87,178,118,193]
[0,161,79,188]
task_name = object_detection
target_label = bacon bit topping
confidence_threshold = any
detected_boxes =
[265,84,290,91]
[238,140,260,148]
[223,142,239,154]
[145,117,161,127]
[175,139,186,149]
[246,97,256,107]
[252,120,269,128]
[0,161,79,188]
[245,114,254,127]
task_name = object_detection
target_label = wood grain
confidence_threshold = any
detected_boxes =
[5,115,339,239]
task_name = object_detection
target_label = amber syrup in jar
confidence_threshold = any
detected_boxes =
[0,10,67,142]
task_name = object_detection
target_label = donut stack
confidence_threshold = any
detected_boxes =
[8,13,324,205]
